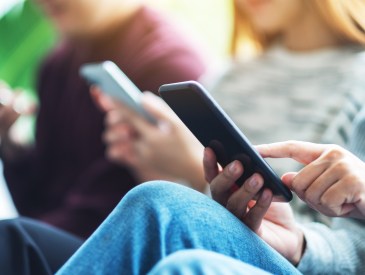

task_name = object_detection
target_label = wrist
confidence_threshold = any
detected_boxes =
[291,227,306,266]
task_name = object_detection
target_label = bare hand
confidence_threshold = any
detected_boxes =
[91,88,208,192]
[0,82,35,138]
[203,147,304,265]
[257,141,365,219]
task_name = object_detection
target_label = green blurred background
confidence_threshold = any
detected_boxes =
[0,0,233,97]
[0,0,56,98]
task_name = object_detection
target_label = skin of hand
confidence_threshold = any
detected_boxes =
[0,83,21,137]
[256,141,365,219]
[91,88,208,193]
[203,147,305,265]
[0,82,36,161]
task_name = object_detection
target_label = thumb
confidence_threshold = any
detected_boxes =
[281,172,298,189]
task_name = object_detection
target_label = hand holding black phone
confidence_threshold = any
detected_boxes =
[159,81,292,202]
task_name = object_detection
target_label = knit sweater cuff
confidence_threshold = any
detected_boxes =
[297,222,354,274]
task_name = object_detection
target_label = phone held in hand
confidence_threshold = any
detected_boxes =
[80,61,156,124]
[159,81,292,202]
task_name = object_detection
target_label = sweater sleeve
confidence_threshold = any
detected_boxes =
[297,219,365,274]
[298,104,365,274]
[348,107,365,162]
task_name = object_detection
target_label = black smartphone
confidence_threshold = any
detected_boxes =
[159,81,292,202]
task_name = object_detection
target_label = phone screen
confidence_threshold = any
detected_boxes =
[159,81,292,202]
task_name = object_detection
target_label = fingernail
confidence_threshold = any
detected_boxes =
[228,161,238,174]
[261,190,270,201]
[249,177,258,188]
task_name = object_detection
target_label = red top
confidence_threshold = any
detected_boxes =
[3,6,207,238]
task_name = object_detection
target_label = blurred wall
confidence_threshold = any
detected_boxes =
[0,0,232,95]
[150,0,233,58]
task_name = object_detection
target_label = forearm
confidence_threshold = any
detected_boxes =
[297,219,365,274]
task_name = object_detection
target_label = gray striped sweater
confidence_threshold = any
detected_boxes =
[206,45,365,274]
[297,108,365,274]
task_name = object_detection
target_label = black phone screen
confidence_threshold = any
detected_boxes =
[159,81,292,202]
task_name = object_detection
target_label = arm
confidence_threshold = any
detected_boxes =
[297,218,365,274]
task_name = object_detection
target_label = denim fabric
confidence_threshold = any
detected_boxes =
[57,181,301,275]
[149,250,272,275]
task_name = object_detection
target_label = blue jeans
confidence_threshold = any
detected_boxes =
[150,250,272,275]
[57,181,301,275]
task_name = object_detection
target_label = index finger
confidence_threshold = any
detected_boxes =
[256,141,327,165]
[90,86,120,112]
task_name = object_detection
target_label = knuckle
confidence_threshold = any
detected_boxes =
[319,194,329,206]
[222,167,235,182]
[240,177,262,198]
[210,179,228,198]
[324,145,345,161]
[286,141,298,158]
[242,181,255,194]
[319,193,336,209]
[343,174,358,186]
[333,159,349,171]
[302,191,312,204]
[255,197,269,209]
[291,176,305,193]
[226,198,241,216]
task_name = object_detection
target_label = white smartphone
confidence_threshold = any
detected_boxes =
[80,61,156,124]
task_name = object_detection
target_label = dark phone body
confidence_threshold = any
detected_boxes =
[159,81,292,202]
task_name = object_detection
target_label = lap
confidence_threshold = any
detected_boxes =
[150,249,272,275]
[59,181,300,274]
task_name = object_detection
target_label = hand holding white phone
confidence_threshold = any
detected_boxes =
[80,61,156,124]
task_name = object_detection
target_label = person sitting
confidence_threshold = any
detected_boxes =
[98,0,365,188]
[1,106,365,274]
[0,0,207,238]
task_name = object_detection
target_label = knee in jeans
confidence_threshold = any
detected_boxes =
[123,180,193,207]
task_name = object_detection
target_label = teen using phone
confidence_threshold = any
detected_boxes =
[1,129,365,274]
[56,118,365,274]
[97,0,365,193]
[0,0,207,238]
